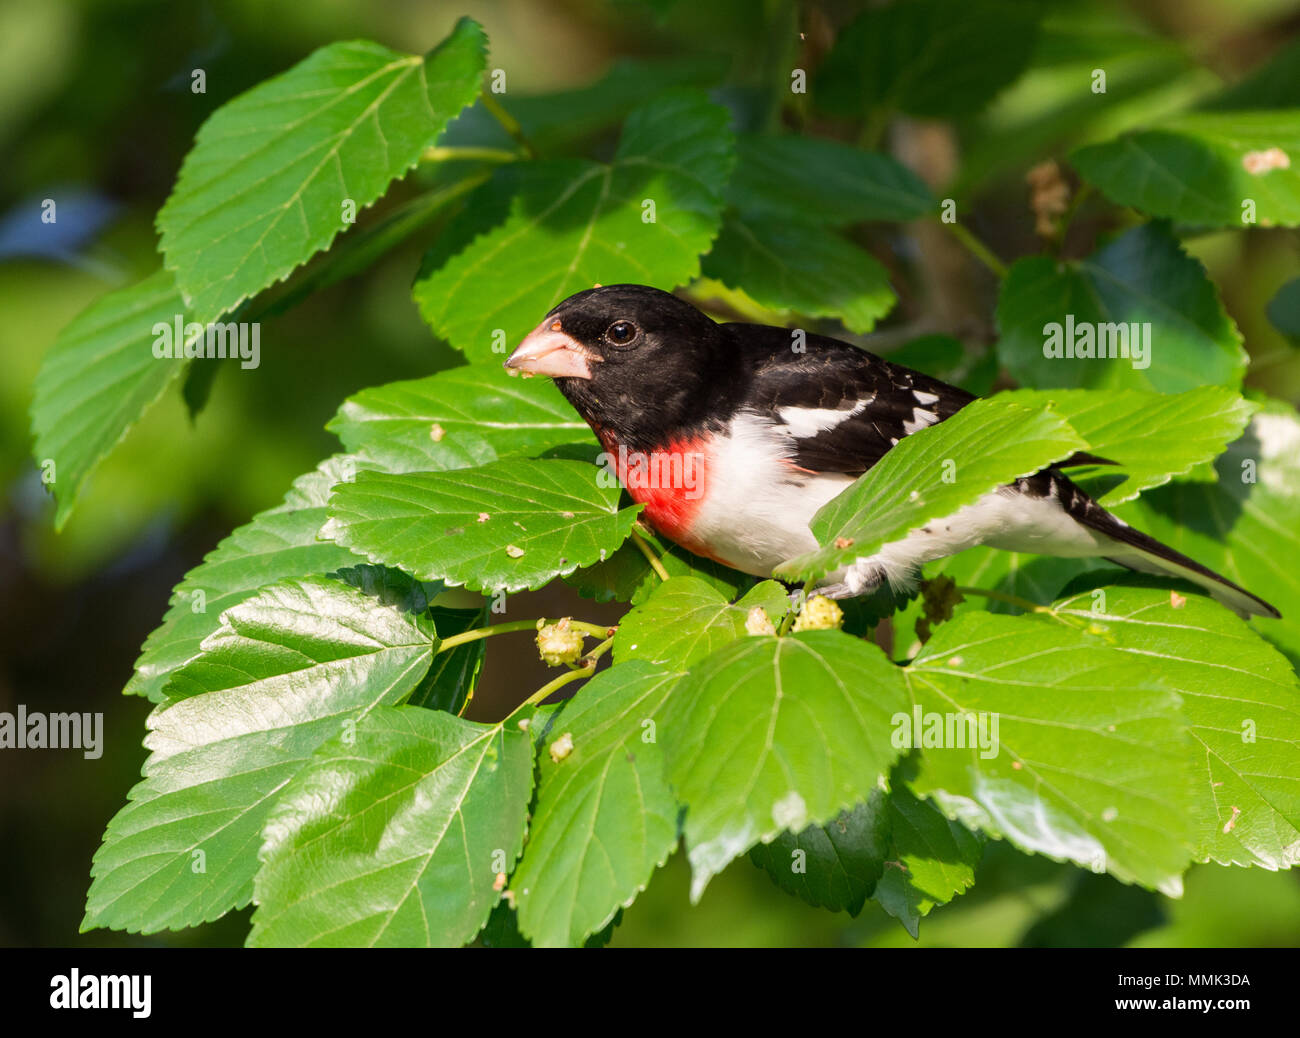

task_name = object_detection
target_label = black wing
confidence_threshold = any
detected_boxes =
[726,323,1112,476]
[726,324,976,476]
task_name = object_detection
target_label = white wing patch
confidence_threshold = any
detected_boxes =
[901,408,938,434]
[776,400,868,438]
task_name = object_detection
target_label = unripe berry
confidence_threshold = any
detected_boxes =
[792,595,843,632]
[535,617,585,666]
[745,605,777,636]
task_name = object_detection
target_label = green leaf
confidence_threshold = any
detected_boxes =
[873,783,983,938]
[661,630,909,899]
[445,54,729,152]
[408,605,486,713]
[83,577,440,934]
[892,549,1113,660]
[613,576,790,670]
[1072,111,1300,228]
[1267,277,1300,341]
[414,89,733,360]
[478,902,531,948]
[250,706,533,947]
[323,458,642,593]
[815,0,1040,119]
[902,611,1197,893]
[329,561,436,613]
[957,13,1213,195]
[1051,582,1300,869]
[1201,40,1300,111]
[1018,386,1256,505]
[1019,870,1165,948]
[158,21,487,323]
[726,134,934,225]
[996,222,1247,393]
[259,174,492,319]
[30,269,188,530]
[1114,400,1300,664]
[701,214,896,333]
[776,395,1086,583]
[512,661,681,947]
[126,456,363,702]
[327,364,594,473]
[887,334,998,396]
[748,792,891,916]
[563,529,755,606]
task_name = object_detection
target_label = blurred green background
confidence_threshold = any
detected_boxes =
[3,0,1299,948]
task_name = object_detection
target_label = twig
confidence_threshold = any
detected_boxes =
[436,617,610,653]
[630,529,671,582]
[481,92,536,158]
[944,222,1010,280]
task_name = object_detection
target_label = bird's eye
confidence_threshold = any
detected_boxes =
[605,320,638,345]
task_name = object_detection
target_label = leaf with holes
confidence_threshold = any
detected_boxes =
[327,364,593,473]
[613,576,790,670]
[323,458,641,593]
[661,630,908,900]
[902,610,1197,892]
[1051,582,1300,869]
[512,661,681,947]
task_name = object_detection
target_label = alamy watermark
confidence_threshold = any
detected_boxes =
[152,315,260,369]
[0,705,103,759]
[50,970,150,1018]
[1042,315,1150,370]
[596,445,703,499]
[891,705,1000,759]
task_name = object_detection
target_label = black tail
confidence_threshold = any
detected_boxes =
[1061,478,1280,619]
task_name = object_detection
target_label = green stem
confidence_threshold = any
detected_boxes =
[630,529,671,582]
[420,145,524,164]
[682,280,789,326]
[955,586,1053,615]
[576,635,615,669]
[1059,182,1093,235]
[945,222,1009,280]
[511,662,595,717]
[778,577,817,636]
[436,617,610,653]
[858,104,893,150]
[481,92,536,158]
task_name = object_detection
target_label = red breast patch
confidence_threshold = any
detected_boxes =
[596,429,709,543]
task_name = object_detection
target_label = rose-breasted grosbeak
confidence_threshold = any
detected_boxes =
[505,284,1279,619]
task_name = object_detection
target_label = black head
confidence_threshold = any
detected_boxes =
[505,285,739,448]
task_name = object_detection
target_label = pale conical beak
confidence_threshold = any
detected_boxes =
[504,319,596,379]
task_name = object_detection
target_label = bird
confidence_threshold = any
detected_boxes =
[504,284,1279,619]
